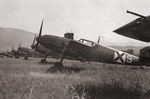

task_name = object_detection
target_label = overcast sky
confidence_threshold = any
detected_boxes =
[0,0,150,46]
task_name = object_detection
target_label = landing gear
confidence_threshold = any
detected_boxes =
[40,53,49,63]
[15,55,19,59]
[24,56,28,60]
[60,53,66,63]
[46,54,66,73]
[139,65,144,69]
[53,53,66,68]
[24,52,30,60]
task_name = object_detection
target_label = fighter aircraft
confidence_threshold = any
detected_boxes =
[11,44,29,59]
[114,10,150,66]
[31,24,60,63]
[18,43,34,59]
[32,21,74,63]
[11,45,20,58]
[34,20,140,68]
[0,51,12,58]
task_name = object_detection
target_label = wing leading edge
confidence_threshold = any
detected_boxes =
[114,11,150,42]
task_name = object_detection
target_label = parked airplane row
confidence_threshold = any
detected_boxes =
[3,10,150,68]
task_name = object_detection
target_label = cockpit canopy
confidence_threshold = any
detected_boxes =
[78,39,96,47]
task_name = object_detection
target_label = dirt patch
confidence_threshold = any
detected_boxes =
[46,62,84,74]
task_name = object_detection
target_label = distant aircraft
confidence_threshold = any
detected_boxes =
[10,44,31,59]
[34,20,140,68]
[11,45,20,58]
[18,43,34,59]
[0,51,12,58]
[114,10,150,66]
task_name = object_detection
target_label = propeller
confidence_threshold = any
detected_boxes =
[11,45,14,52]
[33,35,37,45]
[97,36,101,43]
[11,45,15,56]
[38,19,44,37]
[18,43,21,50]
[31,35,37,49]
[34,19,44,54]
[17,43,21,54]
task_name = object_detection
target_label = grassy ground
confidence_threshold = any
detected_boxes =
[0,57,150,99]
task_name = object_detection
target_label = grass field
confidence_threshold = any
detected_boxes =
[0,57,150,99]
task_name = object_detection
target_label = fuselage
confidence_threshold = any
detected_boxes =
[12,50,18,54]
[18,47,33,53]
[36,35,139,65]
[36,35,72,53]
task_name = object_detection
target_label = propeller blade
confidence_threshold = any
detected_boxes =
[18,43,21,49]
[31,35,36,49]
[39,19,44,37]
[32,42,38,57]
[33,19,44,57]
[32,35,37,45]
[12,45,14,52]
[35,42,39,51]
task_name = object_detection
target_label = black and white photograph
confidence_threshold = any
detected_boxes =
[0,0,150,99]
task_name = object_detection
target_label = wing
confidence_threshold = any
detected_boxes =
[63,40,92,61]
[113,17,150,42]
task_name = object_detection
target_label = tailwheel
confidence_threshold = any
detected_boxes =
[139,65,144,69]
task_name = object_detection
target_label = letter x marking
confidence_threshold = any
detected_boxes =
[114,51,125,63]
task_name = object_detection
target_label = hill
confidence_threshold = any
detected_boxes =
[110,46,146,56]
[0,27,36,51]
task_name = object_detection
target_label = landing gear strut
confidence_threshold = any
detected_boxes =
[24,52,29,60]
[139,65,144,69]
[40,53,49,63]
[54,54,66,68]
[46,54,66,73]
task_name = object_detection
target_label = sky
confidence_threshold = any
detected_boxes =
[0,0,150,46]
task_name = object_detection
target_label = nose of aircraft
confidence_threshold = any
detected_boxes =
[36,35,53,43]
[36,35,66,48]
[31,44,35,49]
[36,36,42,42]
[36,35,47,46]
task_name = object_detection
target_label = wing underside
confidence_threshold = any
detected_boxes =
[114,18,150,42]
[63,40,92,61]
